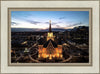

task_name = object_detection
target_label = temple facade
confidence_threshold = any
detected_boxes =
[38,20,63,60]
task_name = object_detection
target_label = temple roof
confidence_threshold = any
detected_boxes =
[43,39,57,48]
[38,38,45,45]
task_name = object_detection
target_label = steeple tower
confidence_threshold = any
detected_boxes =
[47,20,55,41]
[49,20,52,32]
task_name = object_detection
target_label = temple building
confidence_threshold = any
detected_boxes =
[38,20,63,60]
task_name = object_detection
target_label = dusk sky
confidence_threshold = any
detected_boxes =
[11,11,89,29]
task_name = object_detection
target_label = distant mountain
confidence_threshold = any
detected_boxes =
[40,28,67,32]
[11,28,41,32]
[11,26,88,32]
[11,28,67,32]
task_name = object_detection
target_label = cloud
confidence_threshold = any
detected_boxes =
[44,22,49,24]
[44,21,62,25]
[44,22,57,25]
[11,22,19,26]
[55,25,61,28]
[52,22,58,25]
[73,22,82,26]
[26,20,41,25]
[58,22,62,23]
[67,22,83,27]
[59,17,66,20]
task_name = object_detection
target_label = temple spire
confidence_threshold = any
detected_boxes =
[49,20,52,32]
